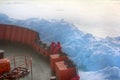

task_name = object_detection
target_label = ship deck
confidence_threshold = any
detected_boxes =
[0,41,51,80]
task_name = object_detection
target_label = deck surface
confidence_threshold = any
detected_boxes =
[0,41,51,80]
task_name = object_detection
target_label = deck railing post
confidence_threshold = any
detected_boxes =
[25,56,28,68]
[14,56,16,68]
[30,57,33,80]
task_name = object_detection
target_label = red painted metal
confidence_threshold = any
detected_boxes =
[0,24,40,46]
[0,59,10,75]
[11,27,16,42]
[30,31,33,45]
[12,27,17,42]
[21,28,26,44]
[5,26,11,40]
[14,27,19,42]
[0,26,6,40]
[32,32,39,45]
[50,54,67,73]
[26,30,31,45]
[14,27,21,42]
[30,31,35,45]
[19,28,24,43]
[71,75,80,80]
[55,61,77,80]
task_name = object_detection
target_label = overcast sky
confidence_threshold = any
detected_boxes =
[0,0,120,38]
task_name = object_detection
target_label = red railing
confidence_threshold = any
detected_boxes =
[6,55,33,80]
